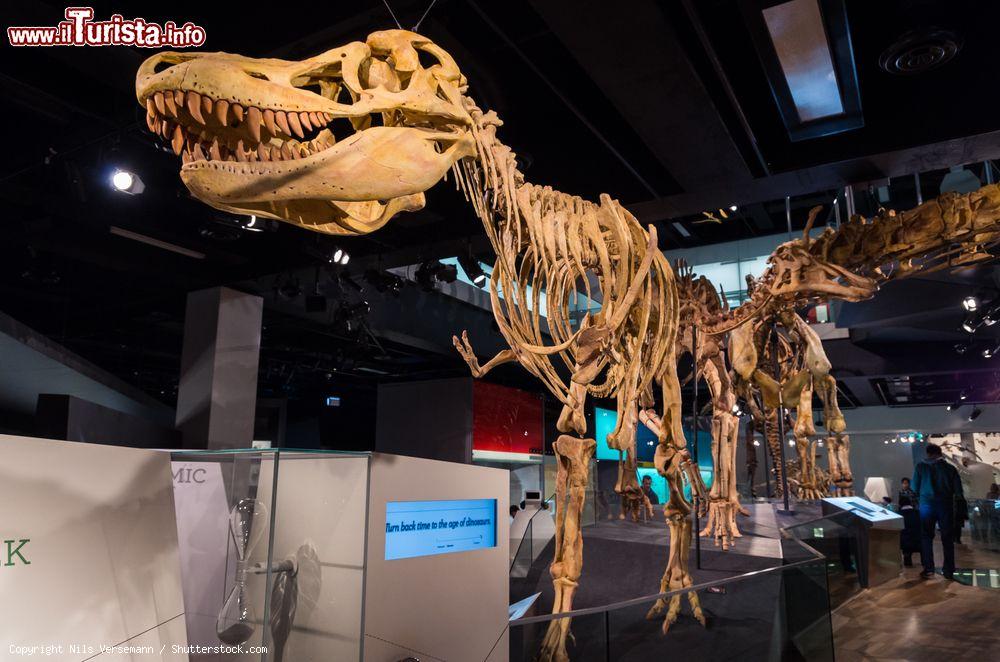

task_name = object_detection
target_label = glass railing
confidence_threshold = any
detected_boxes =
[781,510,862,610]
[509,508,837,662]
[968,498,1000,551]
[509,553,833,661]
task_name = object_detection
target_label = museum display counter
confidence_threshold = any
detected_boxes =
[172,448,510,662]
[821,497,902,588]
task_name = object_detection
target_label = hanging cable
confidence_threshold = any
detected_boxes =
[413,0,440,32]
[381,0,403,29]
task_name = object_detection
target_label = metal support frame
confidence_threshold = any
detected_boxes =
[691,324,701,569]
[771,325,794,515]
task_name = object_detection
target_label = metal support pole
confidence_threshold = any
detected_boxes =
[844,185,855,219]
[986,161,995,186]
[785,195,793,241]
[833,193,841,229]
[771,326,794,514]
[691,324,701,569]
[761,411,773,499]
[914,172,923,205]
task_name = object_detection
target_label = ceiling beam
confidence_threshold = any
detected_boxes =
[629,128,1000,222]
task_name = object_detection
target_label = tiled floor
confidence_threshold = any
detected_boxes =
[832,538,1000,661]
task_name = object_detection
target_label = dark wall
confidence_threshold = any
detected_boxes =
[375,377,473,463]
[35,393,180,448]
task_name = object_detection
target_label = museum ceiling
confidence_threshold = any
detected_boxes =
[1,0,1000,408]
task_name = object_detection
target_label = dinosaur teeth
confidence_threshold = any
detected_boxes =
[274,110,291,135]
[215,99,229,127]
[193,143,206,161]
[247,107,262,142]
[232,103,245,123]
[153,91,166,115]
[263,108,277,136]
[202,95,214,120]
[164,91,177,117]
[187,91,205,124]
[210,138,221,161]
[288,111,304,138]
[299,112,312,131]
[171,125,184,155]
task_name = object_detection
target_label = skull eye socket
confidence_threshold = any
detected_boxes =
[247,71,270,81]
[153,60,175,74]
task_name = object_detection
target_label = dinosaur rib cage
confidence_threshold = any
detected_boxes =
[450,100,679,432]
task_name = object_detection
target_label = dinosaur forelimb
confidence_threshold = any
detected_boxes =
[826,433,854,496]
[700,408,743,550]
[451,330,516,378]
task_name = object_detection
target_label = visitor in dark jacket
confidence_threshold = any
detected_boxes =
[911,443,964,580]
[897,495,920,567]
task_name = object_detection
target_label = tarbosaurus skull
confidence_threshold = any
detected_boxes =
[136,30,476,235]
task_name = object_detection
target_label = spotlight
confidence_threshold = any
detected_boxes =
[110,169,144,195]
[729,204,738,212]
[962,315,981,333]
[960,391,967,400]
[985,347,996,359]
[731,399,746,417]
[241,214,266,232]
[752,439,761,447]
[884,440,889,444]
[946,401,961,412]
[968,407,983,422]
[414,261,454,291]
[955,342,970,355]
[963,295,979,312]
[324,247,349,266]
[458,253,488,287]
[985,307,999,326]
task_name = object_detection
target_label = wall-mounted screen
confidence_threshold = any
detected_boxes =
[385,499,497,560]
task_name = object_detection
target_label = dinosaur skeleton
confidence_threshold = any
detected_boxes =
[675,262,747,549]
[712,189,1000,499]
[137,29,1000,661]
[137,30,705,661]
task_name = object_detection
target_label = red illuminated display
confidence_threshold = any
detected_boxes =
[472,381,543,455]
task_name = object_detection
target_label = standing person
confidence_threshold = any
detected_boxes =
[898,477,917,505]
[641,474,660,506]
[898,495,921,567]
[912,443,964,580]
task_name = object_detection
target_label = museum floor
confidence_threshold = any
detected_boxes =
[832,537,1000,660]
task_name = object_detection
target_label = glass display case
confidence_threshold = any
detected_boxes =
[170,449,369,662]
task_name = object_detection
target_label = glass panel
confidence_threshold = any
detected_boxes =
[605,560,832,661]
[171,451,277,661]
[171,450,368,662]
[510,612,608,662]
[264,451,368,661]
[969,498,1000,551]
[783,512,861,609]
